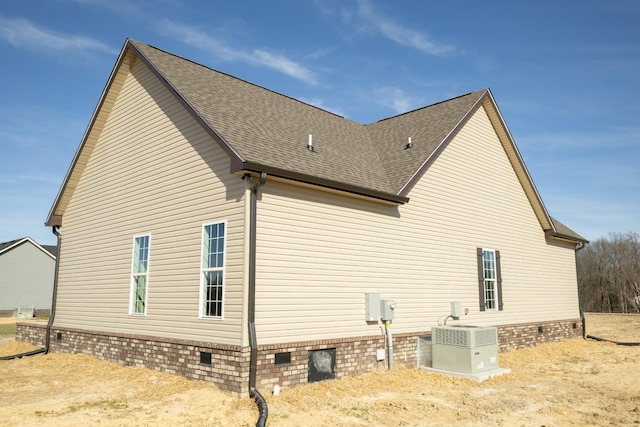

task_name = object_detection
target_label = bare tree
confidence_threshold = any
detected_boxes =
[577,232,640,313]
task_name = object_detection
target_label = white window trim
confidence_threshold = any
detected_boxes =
[129,234,151,316]
[483,248,498,312]
[199,220,227,320]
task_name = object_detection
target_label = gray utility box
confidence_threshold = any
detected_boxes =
[431,325,499,374]
[380,299,395,321]
[364,293,380,321]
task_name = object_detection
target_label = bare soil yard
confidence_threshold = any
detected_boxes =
[1,314,639,426]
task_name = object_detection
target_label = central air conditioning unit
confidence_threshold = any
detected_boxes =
[431,325,499,374]
[13,306,34,318]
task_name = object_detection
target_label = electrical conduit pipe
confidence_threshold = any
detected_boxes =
[385,320,393,370]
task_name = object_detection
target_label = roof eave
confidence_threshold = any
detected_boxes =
[544,230,589,245]
[237,161,409,205]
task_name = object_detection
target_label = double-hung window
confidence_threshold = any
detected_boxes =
[130,235,150,315]
[477,248,503,311]
[200,222,226,319]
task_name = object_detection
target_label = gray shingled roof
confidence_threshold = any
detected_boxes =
[48,39,586,243]
[131,40,487,201]
[367,91,486,194]
[550,217,588,243]
[42,245,58,257]
[0,238,23,253]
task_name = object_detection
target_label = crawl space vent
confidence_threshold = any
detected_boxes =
[308,348,336,383]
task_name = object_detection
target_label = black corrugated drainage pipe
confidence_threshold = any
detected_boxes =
[0,226,61,361]
[248,172,268,427]
[0,347,46,360]
[586,335,640,346]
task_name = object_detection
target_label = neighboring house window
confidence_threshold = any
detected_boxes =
[477,248,503,311]
[200,222,226,318]
[130,235,150,315]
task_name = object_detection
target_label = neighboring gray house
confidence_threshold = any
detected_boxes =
[0,237,56,317]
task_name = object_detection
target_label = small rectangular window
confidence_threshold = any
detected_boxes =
[130,235,150,315]
[200,222,226,318]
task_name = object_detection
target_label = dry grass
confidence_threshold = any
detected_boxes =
[0,322,16,336]
[1,314,639,426]
[584,312,640,341]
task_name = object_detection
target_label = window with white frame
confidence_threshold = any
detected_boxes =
[130,235,150,315]
[200,222,226,318]
[477,248,503,311]
[483,249,497,310]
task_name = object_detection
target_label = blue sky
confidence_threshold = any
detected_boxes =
[0,0,638,246]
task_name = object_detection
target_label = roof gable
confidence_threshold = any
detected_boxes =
[46,39,585,243]
[46,43,138,227]
[130,41,398,199]
[365,90,487,194]
[0,237,57,259]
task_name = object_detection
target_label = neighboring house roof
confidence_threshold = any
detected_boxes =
[45,39,587,244]
[41,245,58,258]
[0,237,57,260]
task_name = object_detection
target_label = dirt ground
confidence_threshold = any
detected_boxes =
[1,314,639,426]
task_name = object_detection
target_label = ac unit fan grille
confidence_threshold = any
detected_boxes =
[475,329,498,346]
[433,328,468,347]
[432,326,498,347]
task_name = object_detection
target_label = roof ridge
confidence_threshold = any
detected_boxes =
[135,40,347,120]
[0,237,56,259]
[374,89,487,123]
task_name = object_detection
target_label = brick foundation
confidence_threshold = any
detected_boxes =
[16,324,249,396]
[497,318,584,352]
[16,318,582,395]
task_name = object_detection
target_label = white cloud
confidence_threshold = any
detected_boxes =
[253,49,318,85]
[160,19,318,85]
[374,86,420,115]
[66,0,146,15]
[356,0,457,56]
[0,16,117,55]
[0,173,61,184]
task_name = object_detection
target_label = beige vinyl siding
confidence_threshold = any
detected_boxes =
[56,57,246,345]
[255,105,579,344]
[50,50,137,225]
[481,97,553,231]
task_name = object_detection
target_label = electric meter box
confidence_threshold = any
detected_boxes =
[365,293,380,321]
[380,299,395,321]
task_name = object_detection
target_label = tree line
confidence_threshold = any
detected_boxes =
[577,231,640,313]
